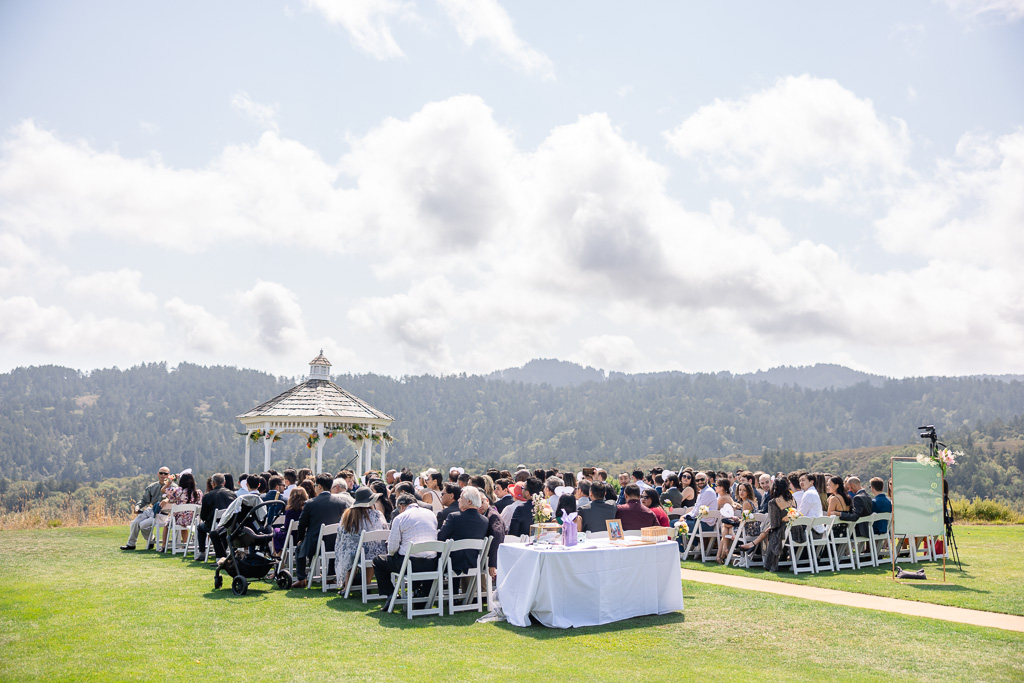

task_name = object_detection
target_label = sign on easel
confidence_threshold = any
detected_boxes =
[891,457,946,581]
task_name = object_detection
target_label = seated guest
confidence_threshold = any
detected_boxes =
[576,481,617,533]
[500,482,527,530]
[477,495,506,584]
[196,473,236,558]
[493,478,514,512]
[121,466,170,550]
[615,484,658,531]
[641,488,670,527]
[299,478,315,500]
[291,473,348,589]
[826,476,853,536]
[369,480,394,522]
[739,477,796,572]
[166,471,203,547]
[684,472,718,532]
[262,475,287,521]
[274,485,307,555]
[331,478,356,506]
[661,474,683,509]
[574,480,591,508]
[437,486,489,575]
[870,476,891,535]
[554,493,576,524]
[421,472,445,513]
[677,471,698,510]
[373,493,439,608]
[508,477,544,537]
[282,468,298,501]
[335,487,390,583]
[436,484,462,526]
[796,472,825,535]
[846,476,873,537]
[544,476,563,512]
[616,473,630,504]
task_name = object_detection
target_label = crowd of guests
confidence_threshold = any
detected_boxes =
[121,462,896,598]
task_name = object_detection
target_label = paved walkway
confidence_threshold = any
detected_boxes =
[681,568,1024,633]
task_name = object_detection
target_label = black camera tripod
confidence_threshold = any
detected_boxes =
[920,425,962,570]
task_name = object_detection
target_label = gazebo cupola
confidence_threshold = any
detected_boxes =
[236,351,395,475]
[307,349,331,381]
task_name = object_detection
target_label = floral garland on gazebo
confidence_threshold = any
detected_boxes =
[248,429,281,443]
[306,425,394,449]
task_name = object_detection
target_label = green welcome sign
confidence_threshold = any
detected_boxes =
[892,458,944,537]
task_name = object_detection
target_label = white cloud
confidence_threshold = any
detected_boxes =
[942,0,1024,21]
[231,92,280,131]
[305,0,412,59]
[876,128,1024,267]
[0,295,163,358]
[664,75,910,203]
[66,269,157,311]
[571,335,644,373]
[436,0,554,79]
[164,298,235,354]
[239,281,311,355]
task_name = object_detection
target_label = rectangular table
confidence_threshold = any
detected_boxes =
[496,539,684,628]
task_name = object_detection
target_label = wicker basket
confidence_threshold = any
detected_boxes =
[641,526,672,542]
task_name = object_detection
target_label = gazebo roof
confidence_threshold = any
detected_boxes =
[236,378,394,424]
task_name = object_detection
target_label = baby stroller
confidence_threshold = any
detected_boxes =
[211,494,292,595]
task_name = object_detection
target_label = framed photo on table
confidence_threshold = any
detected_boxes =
[606,519,624,540]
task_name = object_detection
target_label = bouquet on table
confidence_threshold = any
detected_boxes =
[532,493,553,523]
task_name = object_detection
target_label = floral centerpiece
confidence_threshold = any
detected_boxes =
[916,447,963,477]
[532,493,553,523]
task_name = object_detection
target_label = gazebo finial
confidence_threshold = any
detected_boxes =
[308,349,332,380]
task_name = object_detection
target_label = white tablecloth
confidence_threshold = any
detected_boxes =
[496,539,684,628]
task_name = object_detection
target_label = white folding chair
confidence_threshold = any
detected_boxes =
[809,516,837,572]
[203,509,226,562]
[167,504,200,555]
[387,540,451,619]
[276,520,299,573]
[726,513,768,567]
[307,523,341,592]
[343,529,391,602]
[852,514,878,568]
[683,511,722,562]
[444,538,489,614]
[830,519,857,571]
[869,514,892,565]
[784,517,815,574]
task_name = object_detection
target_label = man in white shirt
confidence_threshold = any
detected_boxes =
[372,493,439,608]
[684,472,719,532]
[788,473,805,507]
[797,472,825,534]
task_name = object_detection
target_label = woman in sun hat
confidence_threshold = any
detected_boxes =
[335,486,390,584]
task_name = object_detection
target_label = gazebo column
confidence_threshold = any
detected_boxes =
[244,434,251,475]
[380,438,387,476]
[264,434,273,471]
[316,423,325,474]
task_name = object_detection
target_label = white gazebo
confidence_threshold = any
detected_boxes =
[236,351,395,475]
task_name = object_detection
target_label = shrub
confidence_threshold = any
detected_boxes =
[950,496,1024,524]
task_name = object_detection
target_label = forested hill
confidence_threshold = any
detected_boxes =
[2,362,1023,495]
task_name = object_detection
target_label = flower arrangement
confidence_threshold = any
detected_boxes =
[306,432,320,449]
[741,509,755,522]
[916,447,963,477]
[249,429,281,443]
[698,505,710,518]
[532,493,553,523]
[785,507,800,520]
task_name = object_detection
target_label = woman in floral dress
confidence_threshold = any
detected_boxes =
[335,488,389,586]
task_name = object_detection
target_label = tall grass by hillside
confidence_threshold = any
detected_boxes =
[951,496,1024,524]
[0,496,133,530]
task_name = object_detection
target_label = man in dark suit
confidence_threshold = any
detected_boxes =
[436,483,462,526]
[493,478,514,512]
[437,486,489,576]
[197,473,237,559]
[508,477,544,537]
[847,476,873,538]
[577,481,618,532]
[291,472,348,588]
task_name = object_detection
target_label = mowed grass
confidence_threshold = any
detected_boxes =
[0,528,1022,682]
[683,525,1024,616]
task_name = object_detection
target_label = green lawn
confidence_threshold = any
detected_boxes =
[0,527,1022,682]
[683,525,1024,616]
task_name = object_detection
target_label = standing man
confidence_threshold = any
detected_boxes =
[121,467,170,550]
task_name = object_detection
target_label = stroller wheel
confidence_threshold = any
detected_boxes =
[275,570,292,589]
[214,574,223,590]
[231,576,248,596]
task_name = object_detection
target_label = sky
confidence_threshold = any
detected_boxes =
[1,1,1023,380]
